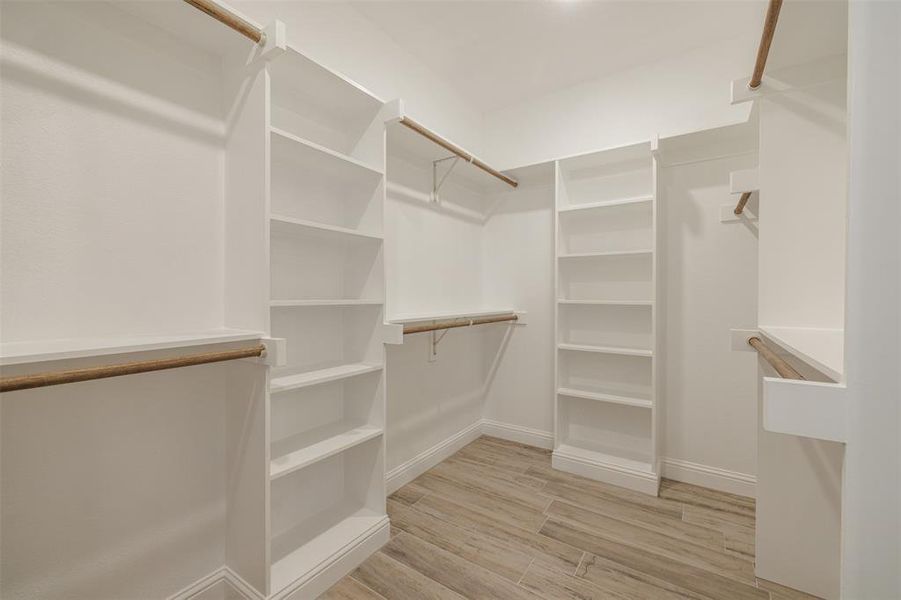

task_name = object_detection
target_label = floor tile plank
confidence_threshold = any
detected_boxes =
[541,517,769,600]
[351,550,465,600]
[381,531,546,600]
[319,576,386,600]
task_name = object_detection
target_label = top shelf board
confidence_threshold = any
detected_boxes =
[387,121,512,194]
[389,309,518,324]
[558,141,652,175]
[270,47,384,123]
[0,329,264,367]
[758,326,844,382]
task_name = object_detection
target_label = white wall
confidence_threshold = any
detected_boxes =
[660,152,759,491]
[481,170,556,443]
[1,366,227,600]
[383,151,492,477]
[0,3,235,597]
[482,37,755,170]
[0,1,225,341]
[231,0,484,155]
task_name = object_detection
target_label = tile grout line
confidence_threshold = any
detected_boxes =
[516,557,536,586]
[573,551,587,577]
[349,567,390,600]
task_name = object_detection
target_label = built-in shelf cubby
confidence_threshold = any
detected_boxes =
[558,302,652,352]
[269,52,384,172]
[269,227,384,302]
[269,438,385,592]
[558,200,652,254]
[554,141,662,495]
[270,306,383,381]
[557,251,653,302]
[557,397,654,471]
[270,131,384,236]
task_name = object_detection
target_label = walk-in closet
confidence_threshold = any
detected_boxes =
[1,1,898,599]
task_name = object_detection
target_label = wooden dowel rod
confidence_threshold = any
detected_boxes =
[399,117,518,189]
[734,191,753,215]
[749,0,784,89]
[183,0,263,44]
[403,314,518,335]
[0,344,266,393]
[748,337,805,380]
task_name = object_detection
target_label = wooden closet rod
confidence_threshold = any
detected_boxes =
[734,191,753,215]
[0,344,266,393]
[399,117,519,189]
[403,314,519,335]
[748,337,805,380]
[183,0,264,44]
[749,0,784,89]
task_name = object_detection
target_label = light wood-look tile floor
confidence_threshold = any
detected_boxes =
[320,436,821,600]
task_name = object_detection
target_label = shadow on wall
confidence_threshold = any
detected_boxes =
[385,323,514,471]
[1,1,224,145]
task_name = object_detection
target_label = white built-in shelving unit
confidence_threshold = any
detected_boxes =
[263,47,390,597]
[553,141,663,495]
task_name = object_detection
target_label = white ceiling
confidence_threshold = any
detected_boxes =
[348,0,767,113]
[348,0,848,114]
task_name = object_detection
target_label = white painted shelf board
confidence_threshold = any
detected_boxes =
[558,342,653,358]
[557,387,653,409]
[270,127,384,177]
[270,299,383,308]
[270,421,383,480]
[269,215,383,243]
[558,299,654,307]
[558,195,653,213]
[555,442,654,475]
[270,503,387,593]
[558,249,653,260]
[389,308,516,324]
[759,326,844,382]
[0,329,263,366]
[270,363,383,394]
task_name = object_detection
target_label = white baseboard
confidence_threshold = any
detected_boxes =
[481,419,554,449]
[552,448,660,495]
[273,518,390,600]
[169,567,263,600]
[385,420,483,494]
[661,457,756,498]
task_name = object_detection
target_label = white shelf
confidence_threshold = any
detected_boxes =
[270,363,383,394]
[558,195,653,213]
[270,127,384,178]
[759,326,844,382]
[270,299,383,308]
[270,421,383,480]
[557,387,653,409]
[0,329,264,367]
[271,504,387,593]
[555,442,654,475]
[558,249,653,260]
[389,308,516,324]
[558,342,653,358]
[558,299,653,307]
[270,215,383,243]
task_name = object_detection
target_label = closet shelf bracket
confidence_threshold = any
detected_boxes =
[432,155,462,202]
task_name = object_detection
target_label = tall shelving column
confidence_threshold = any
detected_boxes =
[265,47,390,598]
[553,141,662,495]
